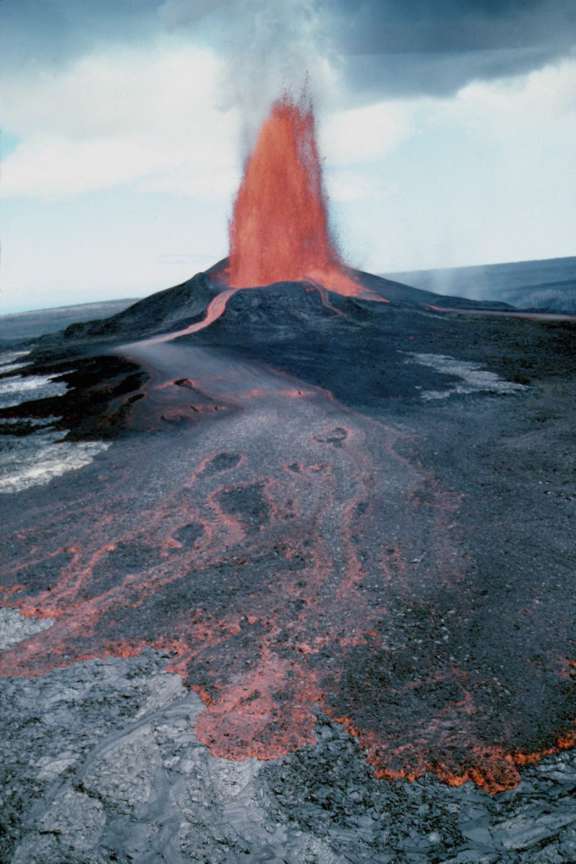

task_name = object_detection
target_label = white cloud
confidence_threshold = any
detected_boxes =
[1,41,225,138]
[448,58,576,136]
[2,135,169,198]
[320,100,414,210]
[321,101,412,166]
[0,37,412,205]
[326,60,576,274]
[1,39,575,311]
[0,40,239,200]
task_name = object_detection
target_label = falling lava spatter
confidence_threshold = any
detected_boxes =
[228,91,369,299]
[139,91,379,347]
[140,90,377,347]
[3,83,575,801]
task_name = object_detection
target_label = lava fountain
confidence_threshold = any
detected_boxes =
[138,90,381,347]
[228,91,370,299]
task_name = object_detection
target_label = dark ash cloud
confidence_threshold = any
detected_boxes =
[328,0,576,97]
[1,0,575,99]
[0,0,159,70]
[0,1,234,75]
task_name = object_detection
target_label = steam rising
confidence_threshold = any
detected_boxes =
[228,91,364,296]
[164,0,335,150]
[3,0,575,98]
[221,0,330,148]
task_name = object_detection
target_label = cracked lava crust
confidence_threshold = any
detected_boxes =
[1,277,575,795]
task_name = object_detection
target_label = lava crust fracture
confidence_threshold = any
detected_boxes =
[1,275,575,795]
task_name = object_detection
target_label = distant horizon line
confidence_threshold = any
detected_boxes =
[385,253,576,277]
[1,252,575,318]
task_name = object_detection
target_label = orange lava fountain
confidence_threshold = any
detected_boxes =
[135,91,382,348]
[228,92,367,298]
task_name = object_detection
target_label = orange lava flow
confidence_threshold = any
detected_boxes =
[133,290,237,347]
[228,92,371,299]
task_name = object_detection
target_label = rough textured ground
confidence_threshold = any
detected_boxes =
[2,649,576,863]
[1,269,575,861]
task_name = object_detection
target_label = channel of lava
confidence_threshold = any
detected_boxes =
[0,89,574,794]
[0,341,574,794]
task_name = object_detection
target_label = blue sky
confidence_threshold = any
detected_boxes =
[1,132,21,158]
[1,1,575,313]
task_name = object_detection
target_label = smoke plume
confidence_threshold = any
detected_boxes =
[162,0,335,151]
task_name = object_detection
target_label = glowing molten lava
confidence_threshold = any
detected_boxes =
[136,91,381,348]
[229,93,365,298]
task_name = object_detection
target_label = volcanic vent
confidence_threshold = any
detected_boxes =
[45,90,503,349]
[4,73,576,807]
[226,91,371,300]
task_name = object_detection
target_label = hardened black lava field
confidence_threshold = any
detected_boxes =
[1,267,576,863]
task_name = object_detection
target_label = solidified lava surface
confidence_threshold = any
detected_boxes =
[1,277,576,794]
